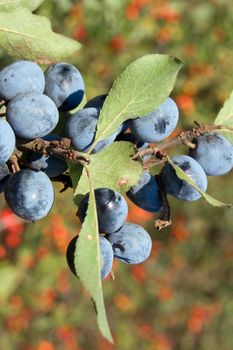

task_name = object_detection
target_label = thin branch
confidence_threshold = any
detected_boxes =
[133,123,229,169]
[8,154,20,173]
[16,137,90,166]
[155,174,172,230]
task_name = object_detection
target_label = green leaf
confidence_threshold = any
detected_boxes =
[68,161,83,191]
[89,54,183,152]
[0,7,81,64]
[168,157,232,208]
[74,141,143,204]
[214,90,233,142]
[75,168,113,343]
[0,0,44,11]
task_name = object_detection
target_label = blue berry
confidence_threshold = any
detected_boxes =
[127,171,161,212]
[190,133,233,176]
[99,236,114,279]
[66,108,99,152]
[27,153,68,178]
[44,63,85,111]
[115,132,137,143]
[27,135,68,178]
[161,155,208,201]
[0,60,45,101]
[0,163,10,193]
[83,94,128,139]
[107,222,152,264]
[66,107,121,153]
[129,97,179,143]
[7,93,59,139]
[4,169,54,221]
[66,235,113,280]
[0,119,15,164]
[84,94,107,109]
[83,93,128,135]
[77,188,128,233]
[92,127,121,153]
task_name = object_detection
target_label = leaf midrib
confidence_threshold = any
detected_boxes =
[0,27,50,42]
[85,166,113,341]
[91,61,168,149]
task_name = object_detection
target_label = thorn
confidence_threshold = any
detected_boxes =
[154,219,172,230]
[110,270,115,280]
[184,140,196,149]
[8,154,20,173]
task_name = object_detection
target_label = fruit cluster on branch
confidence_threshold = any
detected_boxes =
[0,59,233,283]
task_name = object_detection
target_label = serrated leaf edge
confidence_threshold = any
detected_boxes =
[89,54,183,152]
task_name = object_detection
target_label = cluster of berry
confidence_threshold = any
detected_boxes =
[0,60,84,220]
[0,59,232,281]
[67,95,233,280]
[67,189,152,279]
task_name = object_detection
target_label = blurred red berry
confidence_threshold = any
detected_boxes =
[175,94,195,113]
[109,36,125,52]
[73,26,87,42]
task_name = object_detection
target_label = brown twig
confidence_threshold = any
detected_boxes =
[8,154,20,173]
[133,123,229,169]
[155,174,172,230]
[16,137,90,166]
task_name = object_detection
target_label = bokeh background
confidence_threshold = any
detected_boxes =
[0,0,233,349]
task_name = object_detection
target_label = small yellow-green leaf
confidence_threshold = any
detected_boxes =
[90,54,183,152]
[74,142,143,204]
[168,157,232,208]
[0,7,81,64]
[214,90,233,143]
[75,169,113,342]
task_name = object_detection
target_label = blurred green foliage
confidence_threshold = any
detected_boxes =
[0,0,233,349]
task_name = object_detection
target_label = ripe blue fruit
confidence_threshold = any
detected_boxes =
[66,235,113,280]
[4,169,54,221]
[92,128,121,154]
[0,60,45,101]
[0,163,10,193]
[129,97,179,143]
[44,63,85,111]
[0,119,15,164]
[66,107,121,153]
[84,94,107,109]
[189,133,233,176]
[27,135,68,178]
[28,153,68,178]
[84,95,131,134]
[77,188,128,233]
[66,108,99,152]
[161,155,208,201]
[115,132,148,149]
[127,171,161,212]
[107,222,152,264]
[99,236,114,279]
[7,93,59,139]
